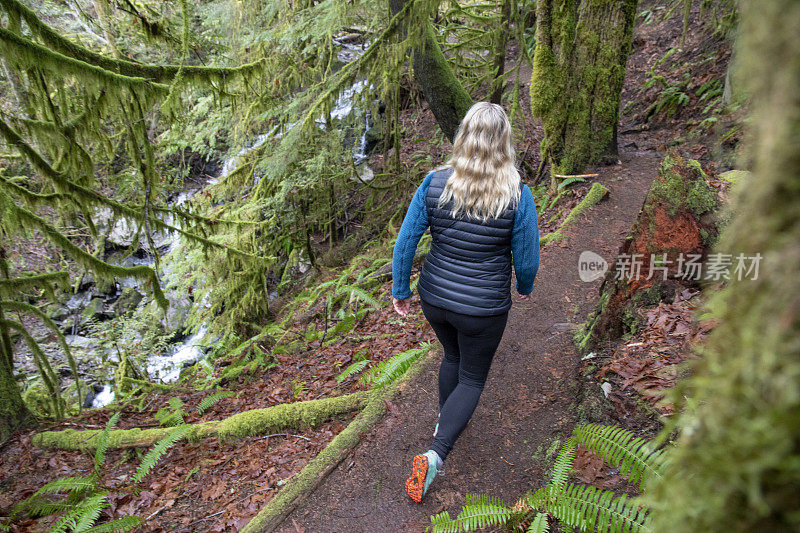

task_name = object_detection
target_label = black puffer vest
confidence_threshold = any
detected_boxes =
[418,168,519,316]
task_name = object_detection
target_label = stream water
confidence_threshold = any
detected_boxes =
[86,37,375,407]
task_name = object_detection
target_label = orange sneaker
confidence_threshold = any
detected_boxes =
[405,452,438,503]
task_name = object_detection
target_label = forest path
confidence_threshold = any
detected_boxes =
[275,149,661,532]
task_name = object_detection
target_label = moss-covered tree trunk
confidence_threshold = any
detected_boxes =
[389,0,473,141]
[530,0,638,180]
[0,341,27,442]
[648,1,800,530]
[0,248,28,442]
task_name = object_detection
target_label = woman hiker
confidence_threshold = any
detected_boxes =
[391,101,541,503]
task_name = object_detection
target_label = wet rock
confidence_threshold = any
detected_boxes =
[46,303,71,322]
[165,296,191,333]
[82,297,106,322]
[65,335,97,350]
[113,288,143,317]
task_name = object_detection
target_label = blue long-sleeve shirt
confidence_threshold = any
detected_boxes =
[391,172,540,299]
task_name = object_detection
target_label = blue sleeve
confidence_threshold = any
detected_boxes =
[511,185,540,295]
[391,173,433,299]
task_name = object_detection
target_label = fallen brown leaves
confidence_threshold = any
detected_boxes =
[597,289,715,415]
[0,279,433,532]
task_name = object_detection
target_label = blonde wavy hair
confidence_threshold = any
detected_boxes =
[436,101,521,222]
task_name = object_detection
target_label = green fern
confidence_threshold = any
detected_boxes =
[360,342,432,388]
[154,396,186,427]
[557,176,586,190]
[325,313,356,342]
[197,390,236,414]
[335,359,370,383]
[132,424,192,483]
[431,424,663,533]
[430,494,517,532]
[84,516,142,532]
[546,483,648,533]
[32,477,97,498]
[550,437,577,492]
[527,512,550,533]
[572,424,664,490]
[49,492,107,533]
[93,413,120,475]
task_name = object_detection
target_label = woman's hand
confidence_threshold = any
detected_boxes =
[518,293,531,300]
[393,297,411,317]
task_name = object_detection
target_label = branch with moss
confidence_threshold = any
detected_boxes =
[0,0,266,83]
[32,391,370,451]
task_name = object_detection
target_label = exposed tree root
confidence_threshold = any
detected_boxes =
[31,391,370,451]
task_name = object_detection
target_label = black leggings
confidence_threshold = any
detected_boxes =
[420,298,509,461]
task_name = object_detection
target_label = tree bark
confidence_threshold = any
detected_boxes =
[530,0,638,179]
[489,0,511,105]
[389,0,473,141]
[0,249,28,443]
[648,1,800,530]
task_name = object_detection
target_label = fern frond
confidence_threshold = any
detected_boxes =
[197,390,236,414]
[94,412,120,475]
[335,359,369,383]
[550,437,577,492]
[548,483,649,533]
[326,313,356,340]
[526,512,550,533]
[453,494,516,531]
[430,510,462,533]
[48,492,107,533]
[72,492,109,531]
[132,425,191,483]
[32,476,96,497]
[557,176,586,190]
[11,495,70,518]
[336,284,381,310]
[360,342,432,388]
[85,516,143,532]
[572,424,664,490]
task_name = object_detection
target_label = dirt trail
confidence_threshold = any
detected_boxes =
[276,149,661,532]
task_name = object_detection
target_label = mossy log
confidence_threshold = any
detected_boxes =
[32,391,369,451]
[241,345,439,533]
[530,0,638,177]
[540,182,609,245]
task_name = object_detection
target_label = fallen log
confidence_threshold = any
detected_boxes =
[541,182,610,245]
[32,391,370,451]
[240,344,439,533]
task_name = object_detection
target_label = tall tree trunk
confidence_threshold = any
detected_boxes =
[0,250,28,443]
[530,0,638,179]
[489,0,511,105]
[389,0,473,141]
[648,1,800,530]
[0,351,27,443]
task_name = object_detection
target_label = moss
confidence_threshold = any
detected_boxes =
[530,0,637,174]
[650,153,718,217]
[239,345,438,533]
[575,288,611,355]
[32,392,369,450]
[215,391,369,440]
[541,183,609,246]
